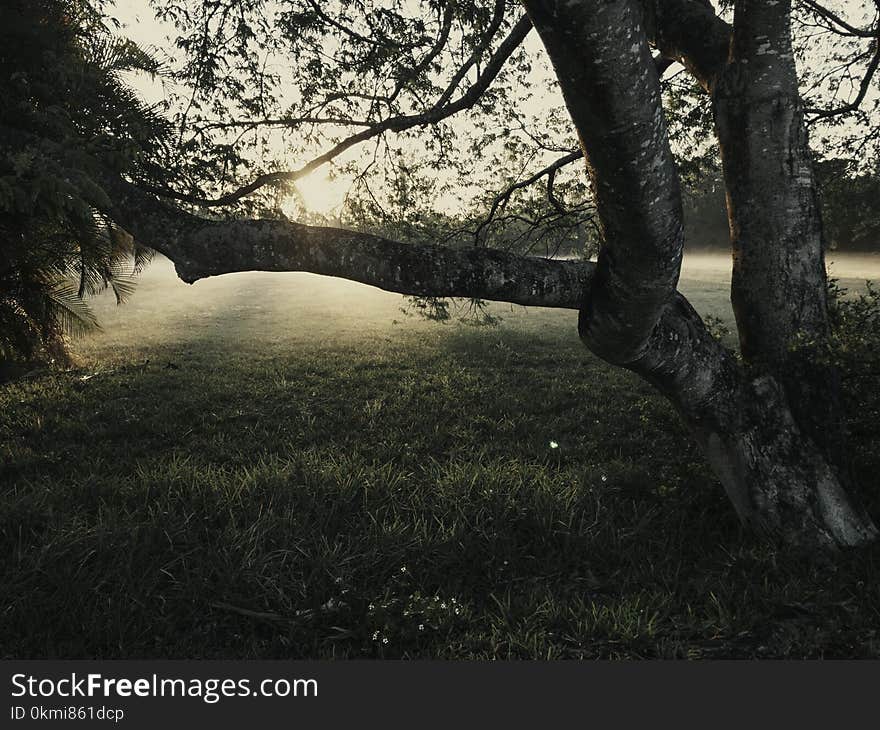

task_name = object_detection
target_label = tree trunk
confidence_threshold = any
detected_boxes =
[526,0,877,549]
[693,376,876,549]
[713,0,848,471]
[707,0,875,546]
[608,294,877,550]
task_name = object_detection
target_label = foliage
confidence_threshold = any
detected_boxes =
[138,1,613,248]
[816,158,880,251]
[399,296,503,327]
[137,0,879,258]
[793,1,880,167]
[0,0,169,368]
[828,278,880,379]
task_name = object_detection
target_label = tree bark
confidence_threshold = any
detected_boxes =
[629,296,876,548]
[524,0,684,365]
[712,0,850,474]
[106,179,595,309]
[524,0,876,548]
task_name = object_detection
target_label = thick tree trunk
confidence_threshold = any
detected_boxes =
[612,295,876,549]
[527,0,877,549]
[692,376,876,549]
[713,0,850,468]
[709,0,874,545]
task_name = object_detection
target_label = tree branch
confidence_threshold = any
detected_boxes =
[108,179,594,310]
[385,4,455,106]
[143,13,533,208]
[797,0,877,38]
[433,0,508,109]
[804,39,880,120]
[199,116,374,131]
[525,0,686,363]
[640,0,732,91]
[474,149,584,242]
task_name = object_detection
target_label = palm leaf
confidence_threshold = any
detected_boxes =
[48,281,100,338]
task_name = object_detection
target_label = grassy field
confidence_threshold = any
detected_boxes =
[2,254,880,659]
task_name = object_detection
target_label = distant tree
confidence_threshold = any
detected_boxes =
[17,0,880,549]
[0,0,166,368]
[680,161,729,250]
[816,157,880,251]
[672,155,880,253]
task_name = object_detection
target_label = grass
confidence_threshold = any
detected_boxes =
[2,259,880,659]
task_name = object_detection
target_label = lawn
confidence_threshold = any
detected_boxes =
[2,255,879,658]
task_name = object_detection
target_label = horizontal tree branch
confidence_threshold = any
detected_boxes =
[108,179,595,310]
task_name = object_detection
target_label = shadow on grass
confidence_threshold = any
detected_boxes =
[2,323,880,659]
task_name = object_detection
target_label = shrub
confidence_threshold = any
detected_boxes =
[0,0,167,369]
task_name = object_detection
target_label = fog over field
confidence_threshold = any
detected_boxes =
[77,252,880,357]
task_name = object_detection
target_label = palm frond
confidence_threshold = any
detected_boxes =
[48,281,100,338]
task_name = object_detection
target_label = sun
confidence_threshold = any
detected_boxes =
[284,168,350,216]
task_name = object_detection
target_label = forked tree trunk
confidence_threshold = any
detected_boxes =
[692,377,876,548]
[618,296,876,549]
[525,0,877,549]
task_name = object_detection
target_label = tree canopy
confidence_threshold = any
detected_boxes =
[114,0,878,252]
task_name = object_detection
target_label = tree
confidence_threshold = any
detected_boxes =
[0,0,166,368]
[81,0,880,550]
[816,157,880,250]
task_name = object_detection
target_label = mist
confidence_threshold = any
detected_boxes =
[78,252,880,356]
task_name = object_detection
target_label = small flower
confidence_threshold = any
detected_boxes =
[418,624,425,631]
[601,475,607,482]
[400,565,407,573]
[440,602,447,609]
[382,637,389,644]
[372,631,379,641]
[549,440,559,449]
[368,603,375,611]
